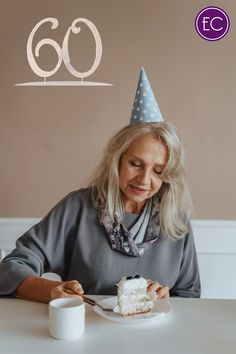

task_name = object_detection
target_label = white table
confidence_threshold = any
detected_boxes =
[0,296,235,354]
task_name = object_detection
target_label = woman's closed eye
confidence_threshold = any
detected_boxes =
[130,160,141,168]
[154,169,163,175]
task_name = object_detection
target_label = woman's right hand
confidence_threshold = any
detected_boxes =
[50,280,84,300]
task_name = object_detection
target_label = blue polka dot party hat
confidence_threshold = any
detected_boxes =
[130,67,164,124]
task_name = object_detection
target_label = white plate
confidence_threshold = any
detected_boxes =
[93,297,172,324]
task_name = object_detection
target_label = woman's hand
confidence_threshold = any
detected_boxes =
[15,276,84,303]
[147,279,169,300]
[50,280,84,300]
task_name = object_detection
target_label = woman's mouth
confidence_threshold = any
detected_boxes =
[129,184,148,194]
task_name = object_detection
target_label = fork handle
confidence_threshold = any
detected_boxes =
[63,290,96,306]
[82,295,96,306]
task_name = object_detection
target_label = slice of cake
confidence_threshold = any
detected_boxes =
[113,275,154,316]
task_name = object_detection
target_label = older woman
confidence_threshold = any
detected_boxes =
[0,122,200,302]
[0,68,200,302]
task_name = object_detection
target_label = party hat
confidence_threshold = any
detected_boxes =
[130,67,164,124]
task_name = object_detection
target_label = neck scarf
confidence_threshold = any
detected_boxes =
[99,197,161,257]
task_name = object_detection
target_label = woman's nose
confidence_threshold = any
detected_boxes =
[137,169,150,184]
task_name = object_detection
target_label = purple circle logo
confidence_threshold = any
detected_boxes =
[195,6,230,41]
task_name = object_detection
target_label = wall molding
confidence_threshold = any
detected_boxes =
[191,219,236,254]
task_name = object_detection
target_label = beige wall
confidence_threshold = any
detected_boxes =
[0,0,235,219]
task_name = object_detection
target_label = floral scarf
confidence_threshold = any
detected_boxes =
[98,197,161,257]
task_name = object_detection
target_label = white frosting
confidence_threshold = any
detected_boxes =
[114,276,154,316]
[117,276,147,294]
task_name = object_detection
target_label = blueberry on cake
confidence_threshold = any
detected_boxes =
[113,275,154,316]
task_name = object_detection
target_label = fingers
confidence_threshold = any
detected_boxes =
[147,280,170,300]
[50,280,84,300]
[157,285,170,299]
[63,280,84,295]
[54,291,82,299]
[50,285,65,300]
[148,281,162,301]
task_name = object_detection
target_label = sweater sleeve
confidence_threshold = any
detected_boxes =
[170,223,201,298]
[0,191,81,295]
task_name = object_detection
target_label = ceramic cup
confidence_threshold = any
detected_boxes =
[49,297,85,340]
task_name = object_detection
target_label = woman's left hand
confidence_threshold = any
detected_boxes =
[147,279,170,300]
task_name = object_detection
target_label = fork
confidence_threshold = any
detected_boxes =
[64,290,114,312]
[82,295,114,312]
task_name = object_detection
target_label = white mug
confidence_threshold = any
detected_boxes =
[49,297,85,340]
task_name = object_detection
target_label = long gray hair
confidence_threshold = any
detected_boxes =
[86,122,192,241]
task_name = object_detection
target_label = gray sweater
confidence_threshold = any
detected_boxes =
[0,188,201,297]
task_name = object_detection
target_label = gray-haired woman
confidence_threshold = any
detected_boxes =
[0,122,200,302]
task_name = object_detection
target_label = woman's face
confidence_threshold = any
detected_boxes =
[119,133,168,213]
